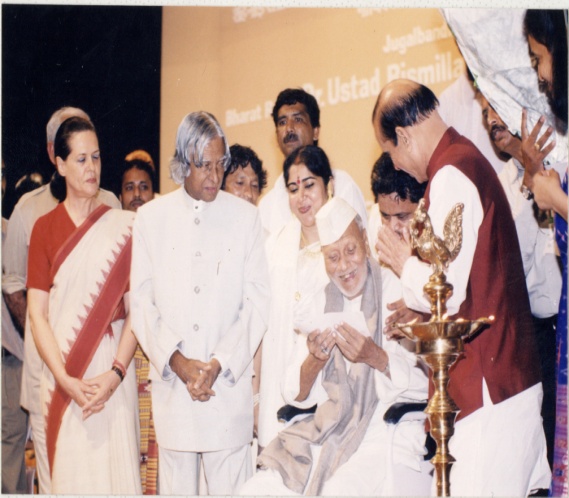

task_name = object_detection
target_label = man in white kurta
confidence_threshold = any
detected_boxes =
[241,198,430,496]
[131,111,270,495]
[374,79,550,496]
[478,93,561,466]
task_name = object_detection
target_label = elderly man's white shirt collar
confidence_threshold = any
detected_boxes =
[180,186,212,212]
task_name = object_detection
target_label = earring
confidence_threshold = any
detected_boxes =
[327,182,333,200]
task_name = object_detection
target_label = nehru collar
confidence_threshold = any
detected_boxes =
[180,186,211,213]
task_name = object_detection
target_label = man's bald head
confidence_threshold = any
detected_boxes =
[372,79,439,146]
[372,80,446,184]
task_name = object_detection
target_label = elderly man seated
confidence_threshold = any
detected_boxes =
[240,197,431,496]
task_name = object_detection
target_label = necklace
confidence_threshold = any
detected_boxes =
[300,231,321,258]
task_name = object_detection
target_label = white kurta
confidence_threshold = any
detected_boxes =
[244,264,432,496]
[498,158,562,318]
[400,165,551,496]
[131,188,270,452]
[257,217,329,448]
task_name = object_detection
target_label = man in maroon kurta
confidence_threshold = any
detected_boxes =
[373,79,551,496]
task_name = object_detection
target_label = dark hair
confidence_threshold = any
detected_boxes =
[524,9,568,132]
[376,84,439,146]
[283,145,333,187]
[51,116,97,202]
[222,144,267,193]
[120,159,156,193]
[371,152,427,203]
[272,88,320,130]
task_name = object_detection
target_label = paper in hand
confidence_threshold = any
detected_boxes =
[294,310,371,339]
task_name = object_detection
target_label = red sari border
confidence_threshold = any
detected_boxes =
[49,204,111,284]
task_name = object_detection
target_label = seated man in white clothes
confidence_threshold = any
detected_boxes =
[241,197,430,496]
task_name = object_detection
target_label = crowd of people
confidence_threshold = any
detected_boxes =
[1,8,567,497]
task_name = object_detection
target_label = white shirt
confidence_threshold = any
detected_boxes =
[131,188,270,452]
[400,166,484,315]
[2,218,24,360]
[498,158,561,318]
[438,72,507,176]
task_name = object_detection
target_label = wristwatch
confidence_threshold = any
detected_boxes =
[520,183,534,200]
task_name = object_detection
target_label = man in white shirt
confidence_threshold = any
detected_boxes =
[478,92,561,467]
[2,107,120,494]
[131,111,270,495]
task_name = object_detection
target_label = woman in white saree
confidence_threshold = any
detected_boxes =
[27,116,141,494]
[258,145,365,450]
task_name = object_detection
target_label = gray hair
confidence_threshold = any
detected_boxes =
[169,111,230,185]
[46,107,91,144]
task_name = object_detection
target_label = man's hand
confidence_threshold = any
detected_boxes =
[192,358,222,402]
[520,109,554,188]
[335,322,389,372]
[376,225,412,277]
[306,328,336,361]
[383,298,422,339]
[3,290,26,336]
[169,351,217,402]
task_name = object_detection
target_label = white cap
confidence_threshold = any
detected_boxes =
[316,197,357,246]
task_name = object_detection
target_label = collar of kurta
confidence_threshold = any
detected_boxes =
[180,186,213,212]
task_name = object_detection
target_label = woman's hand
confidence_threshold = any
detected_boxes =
[58,374,98,413]
[80,370,122,420]
[532,169,568,221]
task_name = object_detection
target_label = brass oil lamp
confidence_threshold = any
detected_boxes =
[395,199,493,497]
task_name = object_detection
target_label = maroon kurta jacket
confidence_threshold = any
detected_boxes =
[423,127,541,420]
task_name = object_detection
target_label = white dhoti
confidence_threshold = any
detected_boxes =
[447,379,551,497]
[241,404,432,496]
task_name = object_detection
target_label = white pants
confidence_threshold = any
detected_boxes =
[446,380,551,497]
[29,403,50,494]
[159,443,252,495]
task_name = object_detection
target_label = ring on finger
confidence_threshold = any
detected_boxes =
[534,142,541,151]
[321,345,329,355]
